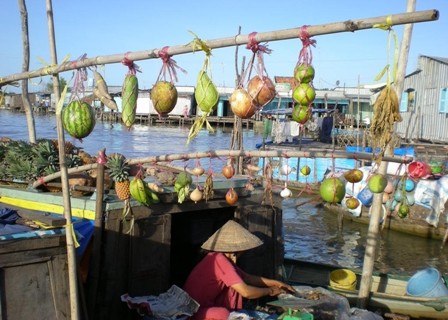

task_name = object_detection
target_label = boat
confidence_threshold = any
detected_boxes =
[281,258,448,319]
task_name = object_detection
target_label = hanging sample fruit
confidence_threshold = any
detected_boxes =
[150,46,186,117]
[292,26,317,126]
[62,54,96,141]
[92,68,117,111]
[187,32,219,144]
[230,32,276,119]
[121,57,141,129]
[369,22,402,164]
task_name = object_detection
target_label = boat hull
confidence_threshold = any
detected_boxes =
[283,258,448,319]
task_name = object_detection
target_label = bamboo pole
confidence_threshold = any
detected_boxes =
[0,9,439,86]
[88,149,106,319]
[45,0,81,318]
[357,0,416,310]
[32,148,413,188]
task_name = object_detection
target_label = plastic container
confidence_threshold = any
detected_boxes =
[357,187,373,207]
[408,161,432,179]
[406,267,448,297]
[330,269,357,290]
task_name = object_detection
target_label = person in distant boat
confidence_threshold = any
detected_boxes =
[183,220,295,320]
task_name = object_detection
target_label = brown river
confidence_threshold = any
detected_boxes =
[1,109,447,276]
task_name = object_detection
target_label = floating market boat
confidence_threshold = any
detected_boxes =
[280,258,448,319]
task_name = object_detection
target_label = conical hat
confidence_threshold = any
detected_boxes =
[201,220,263,252]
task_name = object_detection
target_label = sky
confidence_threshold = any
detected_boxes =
[0,0,446,93]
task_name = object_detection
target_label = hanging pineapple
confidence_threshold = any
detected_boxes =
[106,153,131,201]
[106,153,134,233]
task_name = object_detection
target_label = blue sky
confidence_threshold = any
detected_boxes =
[0,0,446,93]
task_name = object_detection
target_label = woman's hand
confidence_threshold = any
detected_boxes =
[271,280,296,294]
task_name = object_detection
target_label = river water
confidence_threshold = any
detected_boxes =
[1,109,447,276]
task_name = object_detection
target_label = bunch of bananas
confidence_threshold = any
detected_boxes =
[130,176,160,206]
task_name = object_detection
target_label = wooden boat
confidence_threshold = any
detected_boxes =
[282,258,448,319]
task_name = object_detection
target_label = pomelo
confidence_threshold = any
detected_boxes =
[320,177,345,204]
[367,174,388,193]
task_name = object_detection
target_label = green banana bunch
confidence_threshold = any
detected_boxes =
[174,171,192,204]
[130,176,160,206]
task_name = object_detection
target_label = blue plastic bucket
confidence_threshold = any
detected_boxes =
[406,268,448,297]
[357,187,373,207]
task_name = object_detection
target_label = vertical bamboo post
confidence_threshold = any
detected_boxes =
[88,149,106,319]
[357,0,415,309]
[45,0,81,318]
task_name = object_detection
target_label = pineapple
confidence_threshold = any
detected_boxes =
[106,153,131,200]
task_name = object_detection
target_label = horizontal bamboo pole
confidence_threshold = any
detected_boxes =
[32,148,413,188]
[0,9,439,86]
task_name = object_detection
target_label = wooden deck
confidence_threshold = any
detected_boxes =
[95,111,255,129]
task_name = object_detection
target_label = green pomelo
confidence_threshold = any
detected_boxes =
[367,174,388,193]
[320,177,346,204]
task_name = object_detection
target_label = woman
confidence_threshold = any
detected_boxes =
[183,220,295,320]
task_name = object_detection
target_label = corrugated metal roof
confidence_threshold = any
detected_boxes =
[420,55,448,65]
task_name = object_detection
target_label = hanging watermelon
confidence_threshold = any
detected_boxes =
[62,100,96,139]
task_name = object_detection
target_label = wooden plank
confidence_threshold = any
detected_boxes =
[13,205,67,227]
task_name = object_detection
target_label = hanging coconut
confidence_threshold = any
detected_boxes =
[294,63,315,84]
[247,75,276,109]
[62,100,96,139]
[320,177,345,204]
[150,81,178,117]
[291,105,311,124]
[121,74,139,129]
[230,88,256,119]
[293,83,316,106]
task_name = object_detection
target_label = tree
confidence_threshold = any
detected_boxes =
[45,77,68,94]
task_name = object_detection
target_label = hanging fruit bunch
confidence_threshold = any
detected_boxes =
[106,153,134,233]
[150,46,186,118]
[187,32,220,144]
[391,175,416,219]
[230,32,276,119]
[129,166,160,206]
[203,157,214,202]
[370,23,402,164]
[190,159,205,204]
[92,68,117,111]
[61,56,96,141]
[292,27,317,126]
[121,57,141,129]
[174,170,192,204]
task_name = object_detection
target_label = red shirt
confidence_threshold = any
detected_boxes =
[184,252,245,311]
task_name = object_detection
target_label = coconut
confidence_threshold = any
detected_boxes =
[230,88,256,119]
[293,83,316,105]
[294,63,315,84]
[292,105,311,124]
[150,81,178,117]
[247,75,276,109]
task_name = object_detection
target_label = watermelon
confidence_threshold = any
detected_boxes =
[62,100,96,139]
